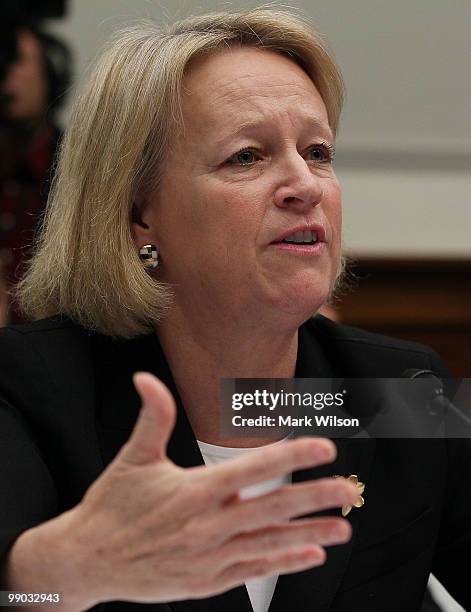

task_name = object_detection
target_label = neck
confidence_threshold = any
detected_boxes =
[156,305,300,447]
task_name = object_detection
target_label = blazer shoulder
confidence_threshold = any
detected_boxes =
[310,314,431,355]
[0,314,81,338]
[306,315,447,377]
[0,315,95,411]
[0,315,94,362]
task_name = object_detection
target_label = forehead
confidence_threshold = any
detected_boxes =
[180,46,331,139]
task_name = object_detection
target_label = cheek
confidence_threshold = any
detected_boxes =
[326,181,342,239]
[197,181,265,248]
[157,188,252,271]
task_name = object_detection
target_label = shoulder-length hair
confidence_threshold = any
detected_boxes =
[14,6,344,338]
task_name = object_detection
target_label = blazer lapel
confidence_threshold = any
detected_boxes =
[268,323,377,612]
[92,332,204,469]
[268,438,375,612]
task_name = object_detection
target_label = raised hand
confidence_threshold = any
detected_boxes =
[7,372,359,609]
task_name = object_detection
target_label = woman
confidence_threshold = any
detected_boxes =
[0,8,469,612]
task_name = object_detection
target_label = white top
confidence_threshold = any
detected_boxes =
[196,436,293,612]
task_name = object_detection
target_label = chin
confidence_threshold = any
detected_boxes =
[269,281,332,321]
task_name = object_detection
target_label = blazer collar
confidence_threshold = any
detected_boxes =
[93,319,376,612]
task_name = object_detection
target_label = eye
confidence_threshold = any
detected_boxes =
[226,148,259,166]
[306,142,335,163]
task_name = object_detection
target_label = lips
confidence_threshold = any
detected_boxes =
[271,224,327,245]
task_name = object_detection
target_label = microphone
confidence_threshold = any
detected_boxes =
[339,376,430,438]
[402,369,471,434]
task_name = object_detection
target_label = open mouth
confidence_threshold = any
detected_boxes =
[276,230,318,245]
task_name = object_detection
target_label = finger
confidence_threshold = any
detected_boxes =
[201,437,337,501]
[199,479,359,543]
[213,545,326,595]
[215,517,351,566]
[117,372,176,465]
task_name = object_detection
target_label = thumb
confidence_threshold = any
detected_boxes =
[118,372,177,466]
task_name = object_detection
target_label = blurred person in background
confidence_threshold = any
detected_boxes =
[0,3,70,325]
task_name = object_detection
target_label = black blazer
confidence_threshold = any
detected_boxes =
[0,315,470,612]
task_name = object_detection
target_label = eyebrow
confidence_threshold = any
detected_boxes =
[214,115,334,147]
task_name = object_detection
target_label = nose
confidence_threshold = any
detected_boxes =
[273,153,324,211]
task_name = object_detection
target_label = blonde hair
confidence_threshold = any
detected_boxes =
[14,6,344,338]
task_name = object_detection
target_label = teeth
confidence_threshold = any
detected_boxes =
[282,230,318,243]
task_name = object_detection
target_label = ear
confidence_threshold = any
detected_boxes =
[131,195,156,246]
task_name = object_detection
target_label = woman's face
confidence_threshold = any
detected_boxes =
[4,30,48,121]
[137,46,342,324]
